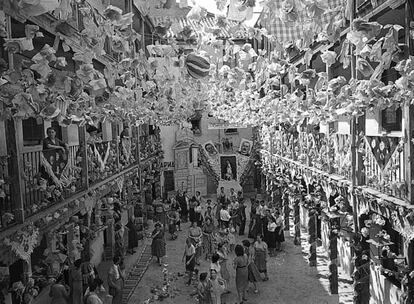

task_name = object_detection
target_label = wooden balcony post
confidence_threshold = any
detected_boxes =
[404,1,414,204]
[78,126,89,189]
[6,118,25,223]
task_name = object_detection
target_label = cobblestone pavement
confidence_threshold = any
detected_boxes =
[127,217,353,304]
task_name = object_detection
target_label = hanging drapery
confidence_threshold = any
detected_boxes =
[259,0,346,47]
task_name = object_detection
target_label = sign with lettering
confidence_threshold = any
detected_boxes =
[163,161,175,169]
[208,122,248,129]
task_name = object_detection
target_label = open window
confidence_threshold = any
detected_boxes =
[189,114,202,135]
[22,117,44,146]
[381,107,402,132]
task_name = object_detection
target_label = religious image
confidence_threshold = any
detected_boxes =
[220,155,237,181]
[222,137,233,153]
[203,141,219,157]
[238,138,253,156]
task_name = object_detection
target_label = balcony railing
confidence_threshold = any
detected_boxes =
[21,145,84,218]
[270,131,407,201]
[364,136,405,199]
[0,155,15,229]
[11,133,146,224]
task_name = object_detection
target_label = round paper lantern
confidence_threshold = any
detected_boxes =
[185,54,210,79]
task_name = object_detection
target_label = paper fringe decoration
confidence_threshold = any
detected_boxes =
[93,143,111,171]
[40,152,70,188]
[9,228,39,261]
[121,138,132,162]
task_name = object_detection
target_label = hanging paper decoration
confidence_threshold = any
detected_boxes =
[93,143,111,171]
[356,58,374,78]
[321,50,337,67]
[18,0,60,17]
[116,176,124,192]
[40,149,70,188]
[3,226,39,261]
[227,0,253,21]
[120,138,132,163]
[185,54,211,79]
[365,136,399,170]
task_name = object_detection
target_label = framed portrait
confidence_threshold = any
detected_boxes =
[238,139,253,157]
[203,141,219,157]
[222,137,233,153]
[220,155,237,181]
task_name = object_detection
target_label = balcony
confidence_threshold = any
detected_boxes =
[0,127,163,231]
[270,130,407,201]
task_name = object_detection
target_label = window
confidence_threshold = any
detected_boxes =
[51,121,63,141]
[224,128,238,134]
[149,125,155,135]
[381,107,402,132]
[190,119,201,135]
[22,117,44,146]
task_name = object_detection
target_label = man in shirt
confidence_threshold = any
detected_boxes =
[219,205,231,229]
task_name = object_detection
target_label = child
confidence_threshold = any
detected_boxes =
[197,272,212,304]
[167,208,178,240]
[182,238,196,286]
[210,269,225,304]
[228,226,236,253]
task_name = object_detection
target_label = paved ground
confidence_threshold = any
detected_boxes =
[127,212,353,304]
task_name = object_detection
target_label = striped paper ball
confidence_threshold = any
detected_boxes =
[185,54,210,79]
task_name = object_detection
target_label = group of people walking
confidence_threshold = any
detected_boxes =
[148,188,285,304]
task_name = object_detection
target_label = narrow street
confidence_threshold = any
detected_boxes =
[128,207,350,304]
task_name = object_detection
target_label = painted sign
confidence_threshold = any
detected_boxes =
[208,122,248,129]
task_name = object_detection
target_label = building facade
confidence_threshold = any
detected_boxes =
[160,114,257,198]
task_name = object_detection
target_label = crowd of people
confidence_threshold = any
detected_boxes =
[149,188,285,304]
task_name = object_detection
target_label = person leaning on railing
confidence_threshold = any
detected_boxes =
[43,127,68,152]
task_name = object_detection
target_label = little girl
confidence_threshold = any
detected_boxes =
[228,226,236,253]
[182,238,196,286]
[167,208,178,240]
[197,272,212,304]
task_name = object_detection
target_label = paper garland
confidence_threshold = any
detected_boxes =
[5,227,39,261]
[93,142,111,172]
[40,151,70,188]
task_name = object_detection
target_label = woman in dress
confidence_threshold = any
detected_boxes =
[197,272,212,304]
[242,240,260,294]
[210,253,222,279]
[216,243,230,287]
[189,221,203,265]
[248,207,261,240]
[107,256,124,304]
[176,190,188,223]
[182,238,196,286]
[253,235,269,281]
[49,275,70,304]
[210,269,225,304]
[70,259,83,304]
[274,210,285,251]
[233,244,249,304]
[151,222,166,266]
[266,216,277,256]
[202,217,215,260]
[189,197,197,225]
[204,205,215,225]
